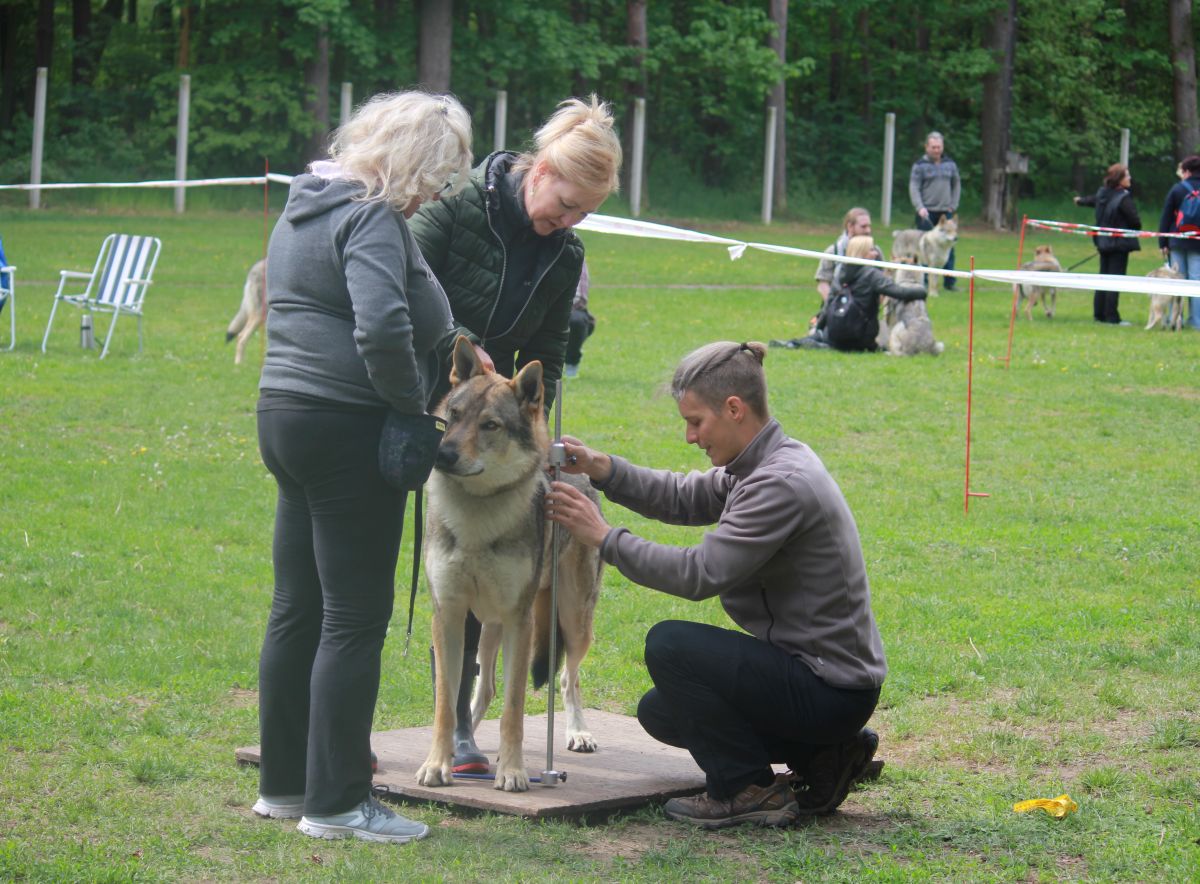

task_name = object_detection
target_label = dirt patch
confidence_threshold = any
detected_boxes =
[226,687,257,708]
[1118,385,1200,402]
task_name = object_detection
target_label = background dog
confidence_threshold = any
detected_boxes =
[1016,245,1063,320]
[1145,264,1186,331]
[918,215,958,297]
[417,337,603,793]
[225,259,266,364]
[890,229,923,263]
[879,258,943,356]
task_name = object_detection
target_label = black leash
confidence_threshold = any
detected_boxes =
[1065,252,1097,273]
[402,487,423,657]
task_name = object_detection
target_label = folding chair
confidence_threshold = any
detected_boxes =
[42,234,163,358]
[0,235,14,351]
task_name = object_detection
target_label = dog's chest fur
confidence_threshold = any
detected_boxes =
[425,470,547,621]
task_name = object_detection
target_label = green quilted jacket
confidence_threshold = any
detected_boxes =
[409,151,585,409]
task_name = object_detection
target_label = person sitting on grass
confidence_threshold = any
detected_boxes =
[776,235,926,352]
[544,340,886,830]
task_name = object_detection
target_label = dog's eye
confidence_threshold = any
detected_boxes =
[481,420,500,431]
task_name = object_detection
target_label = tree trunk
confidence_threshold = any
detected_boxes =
[35,0,54,71]
[624,0,647,202]
[857,8,872,125]
[177,3,191,69]
[981,0,1016,229]
[768,0,787,210]
[0,5,15,128]
[828,14,841,104]
[303,26,331,164]
[72,0,92,85]
[418,0,453,92]
[1168,0,1200,160]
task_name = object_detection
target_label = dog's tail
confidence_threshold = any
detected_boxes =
[226,297,250,342]
[530,585,565,690]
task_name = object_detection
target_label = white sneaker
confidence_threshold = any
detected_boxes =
[564,363,580,378]
[252,794,305,819]
[298,796,429,844]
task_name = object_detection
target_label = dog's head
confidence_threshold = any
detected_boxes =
[431,336,548,489]
[1033,244,1055,262]
[1147,264,1184,281]
[936,215,958,241]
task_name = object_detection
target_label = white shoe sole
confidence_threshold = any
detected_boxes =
[297,818,429,844]
[252,798,304,820]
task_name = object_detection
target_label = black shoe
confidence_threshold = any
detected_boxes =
[792,727,879,815]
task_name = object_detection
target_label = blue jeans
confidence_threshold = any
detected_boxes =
[1168,249,1200,329]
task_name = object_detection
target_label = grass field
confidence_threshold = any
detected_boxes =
[1,203,1198,882]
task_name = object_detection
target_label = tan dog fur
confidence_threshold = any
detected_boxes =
[1145,264,1187,331]
[225,259,266,364]
[416,337,603,793]
[1016,245,1063,320]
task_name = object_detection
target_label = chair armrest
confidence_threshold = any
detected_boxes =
[59,270,93,280]
[122,276,154,285]
[0,265,15,272]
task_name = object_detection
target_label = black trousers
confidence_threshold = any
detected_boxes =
[257,405,404,815]
[1095,251,1128,322]
[636,620,880,800]
[566,308,595,366]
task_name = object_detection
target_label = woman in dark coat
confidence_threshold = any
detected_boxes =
[1075,163,1141,325]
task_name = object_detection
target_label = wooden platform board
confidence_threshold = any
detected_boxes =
[236,711,707,820]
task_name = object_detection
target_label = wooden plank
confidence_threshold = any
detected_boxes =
[237,711,708,820]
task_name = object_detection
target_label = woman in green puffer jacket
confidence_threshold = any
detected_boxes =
[408,94,622,776]
[410,94,622,410]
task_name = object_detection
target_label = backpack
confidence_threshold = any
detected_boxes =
[823,283,873,350]
[1174,185,1200,234]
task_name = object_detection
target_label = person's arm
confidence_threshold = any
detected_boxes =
[1075,193,1097,208]
[872,267,927,302]
[1159,186,1180,253]
[409,192,485,347]
[908,162,926,216]
[515,279,574,411]
[950,160,961,210]
[1122,194,1142,231]
[602,471,805,601]
[344,207,426,414]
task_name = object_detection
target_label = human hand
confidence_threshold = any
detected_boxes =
[918,207,929,220]
[557,435,612,482]
[1073,196,1082,206]
[1161,247,1171,260]
[545,481,610,548]
[474,345,495,372]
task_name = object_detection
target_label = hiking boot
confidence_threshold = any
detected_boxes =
[663,780,799,830]
[252,794,305,820]
[298,795,429,844]
[768,339,795,349]
[792,727,879,815]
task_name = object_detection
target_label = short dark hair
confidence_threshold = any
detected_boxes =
[1103,163,1128,189]
[1181,155,1200,176]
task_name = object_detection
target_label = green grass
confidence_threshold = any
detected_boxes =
[1,205,1198,881]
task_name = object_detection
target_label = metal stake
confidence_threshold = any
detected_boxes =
[542,379,565,787]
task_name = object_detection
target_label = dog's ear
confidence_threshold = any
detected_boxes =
[512,360,544,411]
[450,335,486,386]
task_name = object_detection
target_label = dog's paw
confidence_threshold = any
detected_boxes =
[493,766,530,792]
[415,758,455,787]
[566,730,597,753]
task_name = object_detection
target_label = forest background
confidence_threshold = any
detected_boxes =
[2,0,1199,223]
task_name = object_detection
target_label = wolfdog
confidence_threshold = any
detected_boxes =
[880,258,944,356]
[1145,264,1186,331]
[891,215,958,296]
[1016,245,1063,320]
[225,259,266,365]
[416,336,604,793]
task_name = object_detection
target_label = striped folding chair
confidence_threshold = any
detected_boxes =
[41,233,163,358]
[0,235,14,351]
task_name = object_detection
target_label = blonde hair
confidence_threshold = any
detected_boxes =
[845,235,876,260]
[670,341,769,419]
[513,95,622,201]
[327,91,472,209]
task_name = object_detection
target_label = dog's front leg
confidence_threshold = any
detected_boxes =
[493,613,533,792]
[415,605,465,787]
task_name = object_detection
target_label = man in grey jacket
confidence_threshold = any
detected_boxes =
[909,131,961,291]
[546,341,885,830]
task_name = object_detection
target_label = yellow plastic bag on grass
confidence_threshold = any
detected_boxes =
[1012,794,1078,819]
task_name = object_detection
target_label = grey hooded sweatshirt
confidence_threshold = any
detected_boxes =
[597,419,887,690]
[258,174,456,414]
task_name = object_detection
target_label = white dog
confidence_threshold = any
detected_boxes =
[1145,264,1187,331]
[225,259,266,364]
